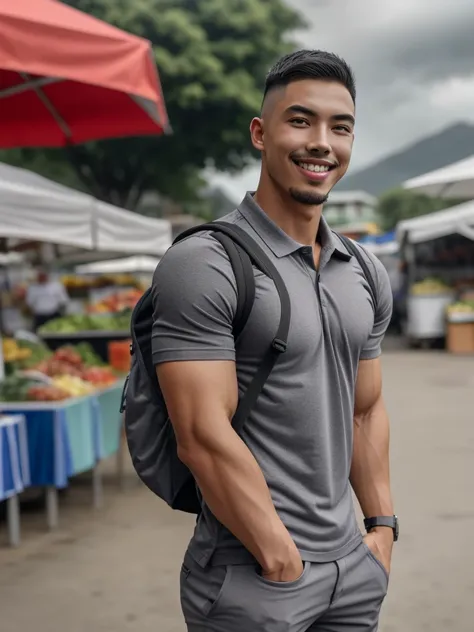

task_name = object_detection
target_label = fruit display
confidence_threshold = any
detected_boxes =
[38,311,132,334]
[51,375,95,397]
[410,278,453,296]
[3,339,32,363]
[447,301,474,316]
[33,346,118,387]
[62,274,142,291]
[81,366,117,387]
[87,289,142,314]
[26,384,70,402]
[3,338,52,377]
[0,375,69,403]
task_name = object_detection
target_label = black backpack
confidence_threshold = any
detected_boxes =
[121,221,376,515]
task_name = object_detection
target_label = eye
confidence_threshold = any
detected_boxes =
[289,117,309,127]
[334,125,352,134]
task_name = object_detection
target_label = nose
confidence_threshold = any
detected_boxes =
[306,125,332,155]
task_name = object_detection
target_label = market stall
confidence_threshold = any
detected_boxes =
[0,338,125,533]
[0,0,171,548]
[36,288,139,363]
[397,201,474,348]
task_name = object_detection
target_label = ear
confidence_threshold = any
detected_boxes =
[250,117,264,152]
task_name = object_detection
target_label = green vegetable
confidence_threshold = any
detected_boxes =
[74,342,105,366]
[0,375,35,402]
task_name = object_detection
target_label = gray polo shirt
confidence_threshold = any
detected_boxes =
[152,192,392,567]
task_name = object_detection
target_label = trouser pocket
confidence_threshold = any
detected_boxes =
[180,555,230,622]
[362,542,390,592]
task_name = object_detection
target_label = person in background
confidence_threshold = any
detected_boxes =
[26,269,69,331]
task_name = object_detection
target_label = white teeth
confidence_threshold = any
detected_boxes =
[298,162,330,173]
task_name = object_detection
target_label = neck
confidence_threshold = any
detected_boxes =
[253,175,323,247]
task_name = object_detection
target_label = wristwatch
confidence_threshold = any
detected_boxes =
[364,515,399,542]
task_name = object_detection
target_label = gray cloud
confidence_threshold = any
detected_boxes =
[211,0,474,200]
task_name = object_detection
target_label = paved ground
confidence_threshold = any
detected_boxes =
[1,348,473,632]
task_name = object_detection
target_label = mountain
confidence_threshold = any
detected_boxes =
[337,122,474,196]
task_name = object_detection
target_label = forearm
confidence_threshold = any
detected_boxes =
[350,396,394,517]
[180,421,296,570]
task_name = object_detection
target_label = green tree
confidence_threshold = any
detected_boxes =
[1,0,304,210]
[376,188,462,232]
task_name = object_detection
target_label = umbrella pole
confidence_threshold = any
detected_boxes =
[0,265,6,380]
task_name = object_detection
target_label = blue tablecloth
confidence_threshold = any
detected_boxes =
[95,385,123,458]
[0,384,123,489]
[0,415,30,501]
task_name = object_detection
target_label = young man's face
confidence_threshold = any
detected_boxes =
[251,79,355,205]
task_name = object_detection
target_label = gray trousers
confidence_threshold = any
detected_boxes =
[180,541,389,631]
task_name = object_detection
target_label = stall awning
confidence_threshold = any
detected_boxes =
[0,162,171,255]
[75,255,160,275]
[396,200,474,244]
[403,155,474,199]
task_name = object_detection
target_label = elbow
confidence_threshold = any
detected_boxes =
[177,441,200,470]
[176,433,214,473]
[354,395,384,427]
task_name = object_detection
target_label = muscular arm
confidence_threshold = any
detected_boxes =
[350,357,394,519]
[157,359,301,577]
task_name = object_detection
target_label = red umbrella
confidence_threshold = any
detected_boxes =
[0,0,170,148]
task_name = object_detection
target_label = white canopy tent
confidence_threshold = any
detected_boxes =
[397,199,474,244]
[0,162,171,255]
[75,255,160,275]
[403,155,474,199]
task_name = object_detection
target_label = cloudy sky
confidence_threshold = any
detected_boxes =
[211,0,474,200]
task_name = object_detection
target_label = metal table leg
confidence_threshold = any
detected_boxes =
[92,462,104,510]
[7,494,21,547]
[46,486,59,530]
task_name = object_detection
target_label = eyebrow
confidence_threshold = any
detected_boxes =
[285,105,355,126]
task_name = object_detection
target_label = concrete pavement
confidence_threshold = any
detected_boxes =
[0,349,473,631]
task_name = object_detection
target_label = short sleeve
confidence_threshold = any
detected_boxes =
[151,234,238,365]
[360,255,393,361]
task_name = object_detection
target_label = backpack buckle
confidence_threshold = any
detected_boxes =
[272,338,287,353]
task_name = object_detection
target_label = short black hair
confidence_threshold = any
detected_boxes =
[264,49,356,103]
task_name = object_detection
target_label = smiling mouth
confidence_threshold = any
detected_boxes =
[291,159,337,173]
[291,159,337,182]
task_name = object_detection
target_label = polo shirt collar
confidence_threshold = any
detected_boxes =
[237,192,352,262]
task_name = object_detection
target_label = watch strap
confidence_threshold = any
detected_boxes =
[364,515,399,541]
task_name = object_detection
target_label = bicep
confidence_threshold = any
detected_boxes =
[354,358,383,418]
[157,360,238,452]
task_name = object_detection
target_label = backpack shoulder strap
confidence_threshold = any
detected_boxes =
[335,233,378,309]
[213,233,255,341]
[173,223,255,340]
[173,221,291,435]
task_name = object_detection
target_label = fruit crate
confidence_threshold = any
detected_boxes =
[446,313,474,354]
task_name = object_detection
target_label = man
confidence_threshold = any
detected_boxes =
[26,269,69,331]
[153,50,396,631]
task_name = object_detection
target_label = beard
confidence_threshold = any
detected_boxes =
[289,187,329,206]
